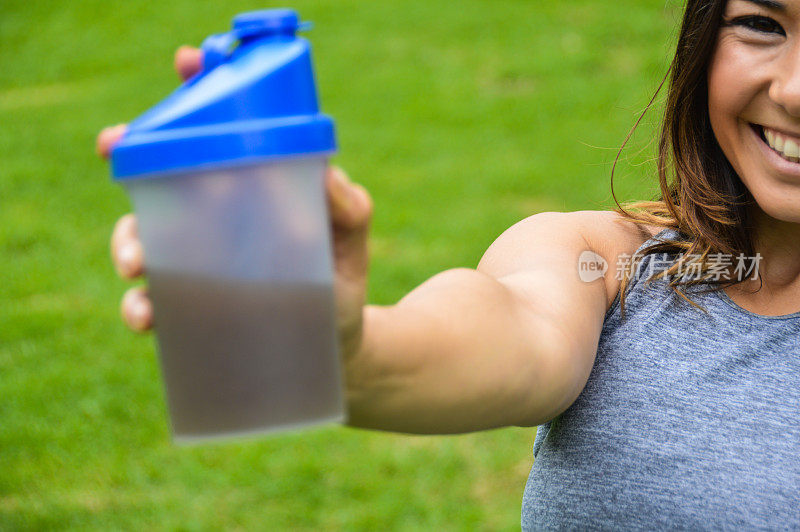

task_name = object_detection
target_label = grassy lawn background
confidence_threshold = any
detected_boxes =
[1,0,674,529]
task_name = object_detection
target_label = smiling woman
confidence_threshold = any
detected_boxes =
[99,0,800,529]
[523,0,800,527]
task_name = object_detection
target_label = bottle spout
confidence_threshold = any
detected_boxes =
[200,9,312,74]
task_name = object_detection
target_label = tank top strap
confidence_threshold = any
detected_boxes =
[604,227,679,320]
[628,226,681,281]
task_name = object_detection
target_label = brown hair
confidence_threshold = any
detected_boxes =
[611,0,760,313]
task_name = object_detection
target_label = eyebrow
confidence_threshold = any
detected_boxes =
[739,0,786,11]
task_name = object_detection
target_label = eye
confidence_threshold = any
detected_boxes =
[728,15,786,36]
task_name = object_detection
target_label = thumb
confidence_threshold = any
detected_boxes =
[326,166,372,280]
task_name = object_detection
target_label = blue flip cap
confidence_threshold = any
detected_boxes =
[111,9,336,180]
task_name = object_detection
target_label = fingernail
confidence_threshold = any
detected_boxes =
[327,170,350,207]
[130,298,149,329]
[331,167,352,185]
[334,184,352,212]
[101,124,124,137]
[118,243,135,273]
[97,124,125,156]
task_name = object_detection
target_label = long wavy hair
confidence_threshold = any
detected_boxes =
[613,0,761,314]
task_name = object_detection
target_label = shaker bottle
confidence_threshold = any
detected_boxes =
[109,9,344,442]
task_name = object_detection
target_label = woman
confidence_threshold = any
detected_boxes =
[99,0,800,527]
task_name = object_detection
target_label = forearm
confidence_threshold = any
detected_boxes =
[342,267,561,434]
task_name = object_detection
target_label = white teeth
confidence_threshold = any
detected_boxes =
[784,139,799,157]
[761,126,800,162]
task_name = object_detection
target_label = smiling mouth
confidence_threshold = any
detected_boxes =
[752,123,800,163]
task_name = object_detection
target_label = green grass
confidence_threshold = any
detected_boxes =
[1,0,675,529]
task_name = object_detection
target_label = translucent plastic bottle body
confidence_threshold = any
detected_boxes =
[125,157,345,442]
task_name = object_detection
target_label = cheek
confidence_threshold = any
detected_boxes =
[707,40,762,169]
[708,46,746,133]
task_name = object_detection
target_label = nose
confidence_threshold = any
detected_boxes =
[769,41,800,117]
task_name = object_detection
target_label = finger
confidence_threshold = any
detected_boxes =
[325,166,373,279]
[121,286,154,332]
[111,214,146,279]
[326,166,373,231]
[175,45,203,80]
[96,124,128,159]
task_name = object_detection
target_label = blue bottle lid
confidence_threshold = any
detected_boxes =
[111,9,335,180]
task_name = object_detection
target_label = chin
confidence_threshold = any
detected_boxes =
[748,185,800,224]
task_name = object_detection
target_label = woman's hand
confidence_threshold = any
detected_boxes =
[99,46,374,363]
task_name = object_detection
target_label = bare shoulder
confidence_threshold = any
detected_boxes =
[475,211,663,422]
[477,210,662,310]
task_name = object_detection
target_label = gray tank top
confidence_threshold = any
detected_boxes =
[521,228,800,530]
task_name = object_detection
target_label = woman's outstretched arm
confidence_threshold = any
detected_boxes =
[344,211,649,434]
